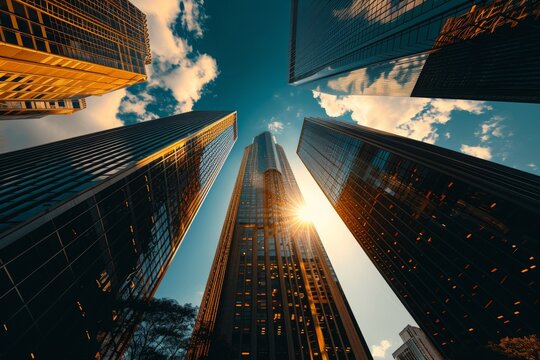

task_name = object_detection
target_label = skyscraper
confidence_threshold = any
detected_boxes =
[0,0,151,119]
[289,0,540,103]
[297,118,540,360]
[0,111,237,359]
[392,325,443,360]
[187,132,372,360]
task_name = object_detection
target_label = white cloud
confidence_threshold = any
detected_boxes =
[268,121,285,134]
[476,116,505,143]
[371,339,392,358]
[528,163,538,170]
[119,92,153,117]
[121,0,218,119]
[460,144,493,160]
[132,0,189,62]
[180,0,206,37]
[325,54,427,97]
[492,127,504,138]
[445,132,451,139]
[313,91,491,144]
[0,89,125,153]
[162,54,218,112]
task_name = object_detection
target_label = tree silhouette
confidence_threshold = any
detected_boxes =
[487,335,540,360]
[123,298,197,360]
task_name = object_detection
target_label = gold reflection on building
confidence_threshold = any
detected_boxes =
[0,0,151,119]
[435,0,540,47]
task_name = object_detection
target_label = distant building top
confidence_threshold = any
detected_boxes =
[393,325,444,360]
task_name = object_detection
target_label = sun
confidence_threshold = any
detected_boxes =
[295,204,313,224]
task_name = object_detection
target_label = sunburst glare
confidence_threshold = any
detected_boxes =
[295,204,313,224]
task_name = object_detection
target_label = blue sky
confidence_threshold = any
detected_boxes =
[0,1,539,359]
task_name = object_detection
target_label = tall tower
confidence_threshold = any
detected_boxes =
[188,132,372,360]
[297,117,540,360]
[392,325,443,360]
[0,0,151,119]
[289,0,540,103]
[0,111,237,359]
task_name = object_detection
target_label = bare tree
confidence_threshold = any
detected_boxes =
[124,298,197,360]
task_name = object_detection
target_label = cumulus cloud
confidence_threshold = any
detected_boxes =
[180,0,206,37]
[119,92,155,117]
[459,115,509,161]
[268,121,285,134]
[313,91,491,144]
[161,54,218,112]
[460,144,493,160]
[0,89,125,153]
[325,54,427,97]
[371,339,392,358]
[121,0,218,120]
[476,116,505,143]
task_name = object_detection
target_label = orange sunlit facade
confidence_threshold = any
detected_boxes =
[0,0,151,119]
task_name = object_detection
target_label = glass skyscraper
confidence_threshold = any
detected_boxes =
[187,132,372,360]
[0,0,151,119]
[297,118,540,360]
[0,111,237,359]
[289,0,540,103]
[392,325,443,360]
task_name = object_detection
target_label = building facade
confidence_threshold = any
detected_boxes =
[392,325,443,360]
[187,132,372,360]
[0,111,237,359]
[297,118,540,360]
[289,0,540,103]
[0,0,151,119]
